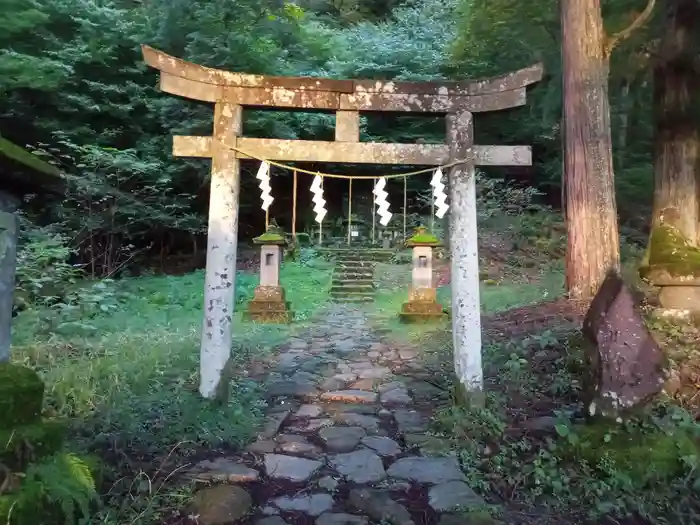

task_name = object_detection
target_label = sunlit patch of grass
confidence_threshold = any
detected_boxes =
[371,262,564,341]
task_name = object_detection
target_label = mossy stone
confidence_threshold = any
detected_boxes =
[562,422,698,484]
[640,224,700,280]
[0,363,44,428]
[0,420,67,470]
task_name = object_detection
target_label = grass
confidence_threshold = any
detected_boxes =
[9,257,333,524]
[370,259,565,341]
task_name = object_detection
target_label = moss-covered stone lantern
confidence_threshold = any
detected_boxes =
[640,223,700,314]
[399,226,447,323]
[245,228,292,323]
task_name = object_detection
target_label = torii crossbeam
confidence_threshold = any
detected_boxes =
[142,45,543,400]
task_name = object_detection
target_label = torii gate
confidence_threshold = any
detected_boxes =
[142,45,543,400]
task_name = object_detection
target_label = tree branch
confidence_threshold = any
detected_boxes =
[604,0,657,58]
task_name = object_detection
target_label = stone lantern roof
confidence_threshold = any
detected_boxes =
[253,228,287,246]
[405,226,440,247]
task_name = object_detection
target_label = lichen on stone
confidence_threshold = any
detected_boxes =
[0,363,44,428]
[640,224,700,281]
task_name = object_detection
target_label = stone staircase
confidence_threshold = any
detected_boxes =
[330,251,375,303]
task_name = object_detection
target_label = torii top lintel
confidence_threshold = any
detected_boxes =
[141,45,543,114]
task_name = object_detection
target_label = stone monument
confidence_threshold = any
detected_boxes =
[399,226,447,323]
[245,228,292,323]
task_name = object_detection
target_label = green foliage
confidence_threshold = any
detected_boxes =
[0,363,44,428]
[0,421,67,471]
[1,453,98,525]
[14,221,79,310]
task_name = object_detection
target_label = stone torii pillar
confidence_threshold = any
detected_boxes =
[141,45,542,400]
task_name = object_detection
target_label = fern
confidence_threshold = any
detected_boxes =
[3,453,98,525]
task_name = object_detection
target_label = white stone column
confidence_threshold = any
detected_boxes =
[200,103,243,399]
[0,191,20,363]
[446,111,483,402]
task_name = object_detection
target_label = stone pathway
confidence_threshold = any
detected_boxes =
[186,305,486,525]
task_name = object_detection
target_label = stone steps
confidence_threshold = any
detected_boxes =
[331,251,377,303]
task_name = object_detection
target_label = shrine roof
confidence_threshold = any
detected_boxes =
[0,134,65,197]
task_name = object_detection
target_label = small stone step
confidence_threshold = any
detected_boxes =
[335,262,374,272]
[336,260,374,266]
[331,279,374,287]
[334,271,374,278]
[331,295,374,303]
[330,284,375,294]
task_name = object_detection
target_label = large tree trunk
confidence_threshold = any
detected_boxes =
[650,0,700,244]
[561,0,621,299]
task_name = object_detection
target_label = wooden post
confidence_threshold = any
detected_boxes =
[372,178,376,245]
[430,182,435,232]
[319,176,323,246]
[347,179,353,245]
[0,191,19,363]
[200,102,243,399]
[447,111,483,405]
[403,176,408,241]
[292,170,298,239]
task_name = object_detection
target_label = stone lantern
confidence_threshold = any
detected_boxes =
[399,226,447,323]
[640,223,700,316]
[245,228,292,323]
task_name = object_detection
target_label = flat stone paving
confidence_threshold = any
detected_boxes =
[188,304,481,525]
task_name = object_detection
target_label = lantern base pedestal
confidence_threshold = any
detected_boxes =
[245,285,293,324]
[398,287,447,324]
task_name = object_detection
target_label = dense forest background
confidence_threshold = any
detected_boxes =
[1,0,657,277]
